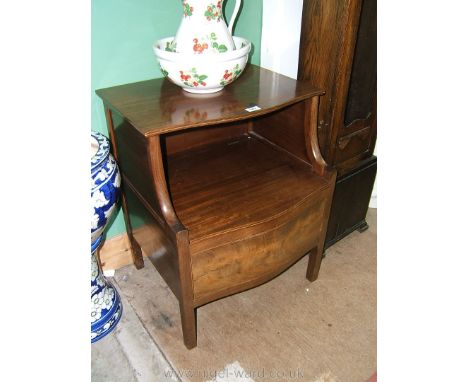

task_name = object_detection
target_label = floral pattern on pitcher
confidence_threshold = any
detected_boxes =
[209,32,228,52]
[183,1,193,17]
[193,32,228,54]
[220,63,243,86]
[179,68,208,88]
[193,38,209,53]
[205,2,222,21]
[174,0,241,54]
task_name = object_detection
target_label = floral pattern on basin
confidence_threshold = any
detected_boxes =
[154,36,251,93]
[180,68,208,88]
[165,40,177,52]
[220,63,243,86]
[160,64,169,77]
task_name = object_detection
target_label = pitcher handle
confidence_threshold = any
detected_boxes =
[228,0,241,34]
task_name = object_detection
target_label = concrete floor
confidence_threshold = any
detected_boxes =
[92,208,376,382]
[91,284,178,382]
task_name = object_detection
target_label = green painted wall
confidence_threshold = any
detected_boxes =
[92,0,263,238]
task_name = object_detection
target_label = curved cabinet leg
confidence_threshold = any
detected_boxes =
[180,301,197,349]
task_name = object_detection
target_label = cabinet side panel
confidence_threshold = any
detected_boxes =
[298,0,349,162]
[192,194,327,305]
[125,186,181,299]
[111,110,162,216]
[252,102,309,162]
[344,0,377,126]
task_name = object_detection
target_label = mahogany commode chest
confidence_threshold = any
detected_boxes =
[96,65,336,349]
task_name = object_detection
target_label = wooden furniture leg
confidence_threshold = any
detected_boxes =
[176,228,197,349]
[306,247,320,282]
[121,188,145,269]
[180,302,197,349]
[303,97,337,281]
[104,106,145,270]
[307,174,336,281]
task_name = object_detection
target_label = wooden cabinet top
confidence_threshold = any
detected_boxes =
[96,65,323,137]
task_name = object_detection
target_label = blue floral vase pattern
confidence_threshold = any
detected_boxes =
[91,131,123,343]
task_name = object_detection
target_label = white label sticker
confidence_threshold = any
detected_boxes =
[245,105,262,112]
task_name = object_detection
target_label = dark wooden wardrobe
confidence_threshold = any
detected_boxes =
[298,0,377,248]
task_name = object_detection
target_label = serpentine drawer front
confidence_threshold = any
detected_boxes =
[96,65,336,349]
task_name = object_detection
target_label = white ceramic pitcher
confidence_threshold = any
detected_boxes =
[173,0,242,54]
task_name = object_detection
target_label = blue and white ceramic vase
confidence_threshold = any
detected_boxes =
[91,131,123,343]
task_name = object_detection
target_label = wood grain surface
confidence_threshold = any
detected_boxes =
[97,65,324,137]
[167,134,328,243]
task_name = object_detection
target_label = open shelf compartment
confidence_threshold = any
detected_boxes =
[166,133,328,246]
